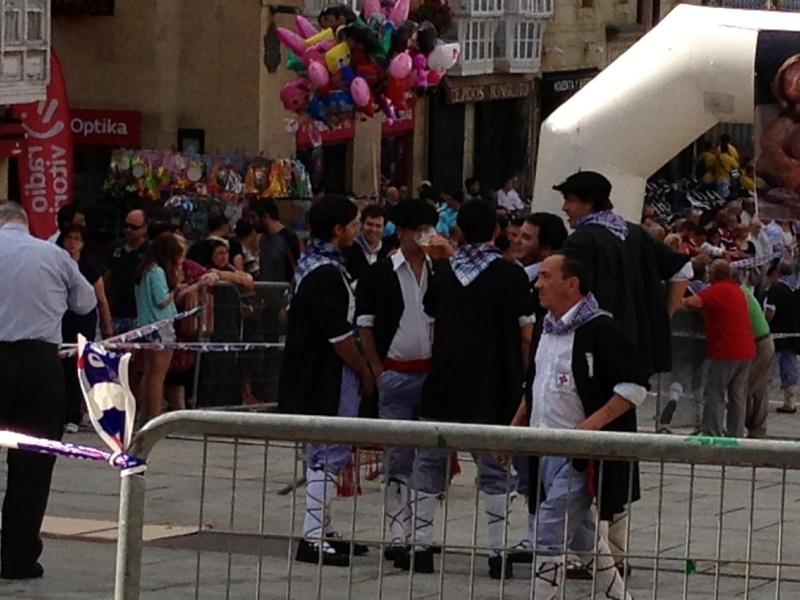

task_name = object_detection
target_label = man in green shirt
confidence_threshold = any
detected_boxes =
[741,284,774,438]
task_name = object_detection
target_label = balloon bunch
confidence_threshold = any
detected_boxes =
[277,0,460,129]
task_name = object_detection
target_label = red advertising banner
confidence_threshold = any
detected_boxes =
[71,108,142,148]
[11,49,73,239]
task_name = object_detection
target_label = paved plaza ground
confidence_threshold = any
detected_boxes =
[1,390,800,599]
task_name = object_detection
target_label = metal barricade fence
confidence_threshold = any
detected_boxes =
[115,412,800,600]
[650,308,708,433]
[188,282,289,410]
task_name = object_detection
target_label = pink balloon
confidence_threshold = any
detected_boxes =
[388,0,410,25]
[307,61,330,88]
[362,0,382,19]
[295,15,319,39]
[276,27,307,56]
[388,52,413,80]
[413,52,427,70]
[351,77,371,108]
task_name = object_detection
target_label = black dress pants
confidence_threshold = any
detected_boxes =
[0,341,64,570]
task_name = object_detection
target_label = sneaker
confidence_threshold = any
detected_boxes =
[295,539,349,567]
[64,423,79,434]
[488,555,513,580]
[394,548,434,573]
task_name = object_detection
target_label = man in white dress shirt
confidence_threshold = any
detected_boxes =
[518,250,648,600]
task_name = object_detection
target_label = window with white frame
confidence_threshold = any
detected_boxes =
[0,0,49,93]
[508,0,552,17]
[3,0,22,45]
[455,18,495,75]
[510,20,542,62]
[496,18,543,73]
[456,0,503,17]
[26,0,44,42]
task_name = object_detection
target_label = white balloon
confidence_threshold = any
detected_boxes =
[427,42,460,72]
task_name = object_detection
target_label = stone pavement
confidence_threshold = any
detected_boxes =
[1,393,800,599]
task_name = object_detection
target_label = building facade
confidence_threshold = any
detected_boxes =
[0,0,51,198]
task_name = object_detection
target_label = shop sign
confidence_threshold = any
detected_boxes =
[447,80,532,104]
[71,108,142,147]
[11,50,73,240]
[540,69,600,98]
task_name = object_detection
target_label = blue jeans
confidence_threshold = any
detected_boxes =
[778,350,798,388]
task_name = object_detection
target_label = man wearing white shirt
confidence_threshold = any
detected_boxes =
[356,200,440,562]
[496,176,525,212]
[506,212,567,563]
[512,250,646,600]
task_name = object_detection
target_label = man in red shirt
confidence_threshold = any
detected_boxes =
[683,259,755,438]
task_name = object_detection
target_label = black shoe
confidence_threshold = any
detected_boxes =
[295,539,349,567]
[777,406,797,414]
[1,562,44,580]
[508,547,534,564]
[617,562,632,578]
[327,537,369,556]
[394,548,434,573]
[565,561,592,580]
[488,555,513,580]
[383,544,406,562]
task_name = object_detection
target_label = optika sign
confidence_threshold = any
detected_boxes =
[71,117,129,138]
[69,108,142,147]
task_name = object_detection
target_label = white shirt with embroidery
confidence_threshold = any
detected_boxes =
[530,303,648,430]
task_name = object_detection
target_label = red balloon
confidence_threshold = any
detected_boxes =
[427,70,444,86]
[386,78,408,110]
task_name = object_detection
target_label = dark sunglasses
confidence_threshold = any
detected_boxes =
[124,223,145,231]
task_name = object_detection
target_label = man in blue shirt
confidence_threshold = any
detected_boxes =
[0,201,95,580]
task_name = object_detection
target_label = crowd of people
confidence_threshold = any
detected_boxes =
[1,148,798,590]
[639,151,800,437]
[274,169,699,599]
[33,199,310,432]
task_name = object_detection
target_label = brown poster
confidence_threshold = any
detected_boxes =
[754,30,800,220]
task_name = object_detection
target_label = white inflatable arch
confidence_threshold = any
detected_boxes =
[533,4,800,221]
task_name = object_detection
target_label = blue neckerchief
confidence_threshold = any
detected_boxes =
[294,238,347,290]
[449,242,502,286]
[543,293,611,336]
[779,275,799,292]
[576,210,628,241]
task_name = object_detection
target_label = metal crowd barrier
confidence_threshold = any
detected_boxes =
[188,281,289,409]
[114,412,800,599]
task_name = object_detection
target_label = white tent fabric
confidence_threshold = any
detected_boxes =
[532,4,800,221]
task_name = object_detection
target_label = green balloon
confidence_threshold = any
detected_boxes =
[377,31,392,61]
[286,50,306,74]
